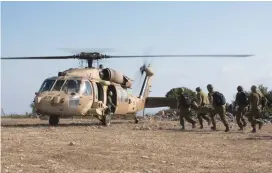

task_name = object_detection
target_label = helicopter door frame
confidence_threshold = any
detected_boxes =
[95,82,105,103]
[79,79,94,115]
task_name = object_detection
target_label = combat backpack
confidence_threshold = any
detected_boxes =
[179,94,192,108]
[212,91,226,106]
[236,91,249,106]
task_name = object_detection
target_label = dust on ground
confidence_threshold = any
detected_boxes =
[1,118,272,173]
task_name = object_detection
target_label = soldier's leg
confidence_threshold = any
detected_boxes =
[241,114,247,127]
[241,107,248,127]
[209,109,217,130]
[197,113,204,129]
[184,109,196,128]
[202,113,211,125]
[179,113,185,130]
[236,108,243,130]
[254,109,264,130]
[218,107,230,132]
[247,111,257,133]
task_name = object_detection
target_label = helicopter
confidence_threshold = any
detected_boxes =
[1,51,253,126]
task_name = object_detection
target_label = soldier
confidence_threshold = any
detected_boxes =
[248,85,265,133]
[234,86,248,130]
[107,91,116,114]
[195,87,211,129]
[178,88,196,130]
[207,84,230,132]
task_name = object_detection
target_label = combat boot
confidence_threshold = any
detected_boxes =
[199,125,203,129]
[211,126,216,131]
[251,128,256,133]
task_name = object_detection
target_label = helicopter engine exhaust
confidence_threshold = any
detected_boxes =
[100,68,132,88]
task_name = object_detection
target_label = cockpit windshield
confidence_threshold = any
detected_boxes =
[52,80,65,91]
[39,79,56,92]
[62,80,81,93]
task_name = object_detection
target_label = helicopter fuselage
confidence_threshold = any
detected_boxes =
[34,67,152,123]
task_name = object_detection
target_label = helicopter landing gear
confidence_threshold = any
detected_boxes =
[49,116,59,126]
[134,114,139,124]
[101,114,112,126]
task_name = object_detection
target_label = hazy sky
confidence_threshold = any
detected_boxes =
[1,1,272,114]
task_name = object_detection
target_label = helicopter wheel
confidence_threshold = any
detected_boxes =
[49,116,59,126]
[102,114,112,126]
[134,114,139,124]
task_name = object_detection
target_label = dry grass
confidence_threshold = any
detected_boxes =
[1,118,272,173]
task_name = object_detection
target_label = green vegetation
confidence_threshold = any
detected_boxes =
[165,87,196,99]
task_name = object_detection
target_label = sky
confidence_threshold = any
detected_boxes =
[1,1,272,115]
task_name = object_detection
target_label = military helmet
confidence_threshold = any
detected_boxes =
[109,91,113,96]
[237,85,243,92]
[207,84,213,91]
[251,85,257,92]
[196,87,201,92]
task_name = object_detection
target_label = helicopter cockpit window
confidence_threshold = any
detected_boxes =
[62,80,81,93]
[39,79,56,92]
[51,80,65,91]
[81,81,92,96]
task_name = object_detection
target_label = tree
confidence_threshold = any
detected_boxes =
[165,87,196,99]
[30,102,36,115]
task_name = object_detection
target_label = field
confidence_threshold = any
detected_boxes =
[1,118,272,173]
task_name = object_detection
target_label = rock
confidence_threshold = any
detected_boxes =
[161,160,167,163]
[141,155,149,159]
[68,142,75,146]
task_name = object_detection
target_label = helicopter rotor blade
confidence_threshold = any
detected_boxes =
[0,55,77,60]
[110,54,254,58]
[1,54,254,60]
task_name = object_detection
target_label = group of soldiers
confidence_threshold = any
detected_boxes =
[178,84,268,133]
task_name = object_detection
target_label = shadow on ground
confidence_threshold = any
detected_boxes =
[244,135,272,141]
[1,120,139,128]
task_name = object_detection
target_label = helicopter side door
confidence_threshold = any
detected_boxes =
[79,80,94,115]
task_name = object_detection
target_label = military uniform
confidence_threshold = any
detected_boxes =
[178,88,196,130]
[195,87,211,129]
[235,86,248,130]
[207,84,229,132]
[107,92,115,114]
[248,85,264,133]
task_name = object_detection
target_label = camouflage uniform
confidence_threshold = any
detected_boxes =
[207,84,230,132]
[248,85,264,133]
[235,86,248,130]
[107,91,115,114]
[195,87,211,129]
[178,88,196,130]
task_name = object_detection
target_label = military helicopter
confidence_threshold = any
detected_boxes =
[1,51,253,126]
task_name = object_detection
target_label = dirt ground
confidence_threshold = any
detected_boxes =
[1,118,272,173]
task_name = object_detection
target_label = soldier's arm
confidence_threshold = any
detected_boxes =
[197,94,202,105]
